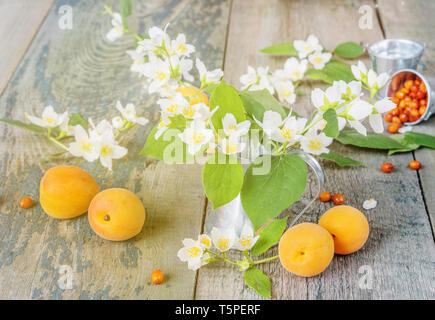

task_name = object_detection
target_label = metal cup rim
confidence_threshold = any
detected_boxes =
[368,38,425,61]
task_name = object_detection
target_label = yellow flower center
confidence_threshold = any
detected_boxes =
[239,236,252,248]
[43,117,56,124]
[167,104,178,113]
[156,71,166,81]
[101,145,113,156]
[187,246,201,258]
[191,131,204,144]
[81,141,92,151]
[200,238,210,247]
[281,127,294,139]
[133,58,143,65]
[293,70,301,78]
[282,89,291,97]
[183,106,197,118]
[217,238,230,250]
[309,138,322,150]
[314,56,323,64]
[225,141,238,154]
[178,43,186,53]
[228,124,237,131]
[304,44,312,53]
[113,25,121,33]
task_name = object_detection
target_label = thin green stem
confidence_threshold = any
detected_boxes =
[48,137,69,151]
[252,255,279,265]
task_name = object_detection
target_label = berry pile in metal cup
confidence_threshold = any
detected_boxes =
[386,79,428,133]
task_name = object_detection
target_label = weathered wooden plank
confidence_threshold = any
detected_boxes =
[195,0,435,300]
[0,0,230,299]
[377,0,435,235]
[0,0,55,94]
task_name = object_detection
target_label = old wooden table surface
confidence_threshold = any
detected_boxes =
[0,0,434,300]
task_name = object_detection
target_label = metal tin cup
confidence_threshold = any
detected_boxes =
[385,69,434,125]
[368,39,426,75]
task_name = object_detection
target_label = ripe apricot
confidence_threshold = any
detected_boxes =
[176,85,209,106]
[278,223,334,277]
[151,269,164,284]
[318,205,369,255]
[40,166,100,219]
[88,188,146,241]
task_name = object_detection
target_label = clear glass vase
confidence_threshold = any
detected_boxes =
[203,150,324,237]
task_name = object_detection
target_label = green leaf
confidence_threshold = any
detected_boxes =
[241,153,307,231]
[336,127,405,149]
[140,124,201,162]
[322,108,339,138]
[322,59,355,83]
[319,150,365,167]
[119,0,133,29]
[388,146,419,155]
[334,41,365,59]
[244,268,271,298]
[202,153,244,209]
[240,89,288,120]
[69,113,88,129]
[0,118,45,134]
[210,81,246,131]
[304,68,334,84]
[388,134,420,155]
[404,132,435,149]
[251,217,288,256]
[260,42,298,56]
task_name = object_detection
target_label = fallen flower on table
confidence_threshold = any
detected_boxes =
[363,198,377,210]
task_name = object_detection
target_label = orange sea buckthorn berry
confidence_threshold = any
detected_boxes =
[404,80,414,89]
[410,85,419,93]
[385,113,393,122]
[408,160,422,170]
[419,106,426,116]
[151,269,164,284]
[332,193,345,205]
[392,116,401,124]
[420,99,427,107]
[387,123,399,134]
[416,91,425,100]
[381,162,394,173]
[399,113,408,123]
[19,197,33,209]
[319,192,332,202]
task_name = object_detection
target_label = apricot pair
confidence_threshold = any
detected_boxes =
[279,206,369,277]
[39,166,145,241]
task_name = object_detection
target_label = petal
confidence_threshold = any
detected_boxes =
[111,145,128,159]
[74,125,89,142]
[68,142,82,157]
[100,155,113,170]
[374,98,396,113]
[236,120,251,136]
[27,116,46,127]
[136,117,149,126]
[369,114,384,133]
[349,120,367,136]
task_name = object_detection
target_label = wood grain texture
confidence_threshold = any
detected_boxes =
[0,0,55,94]
[377,0,435,235]
[0,0,230,299]
[195,0,435,300]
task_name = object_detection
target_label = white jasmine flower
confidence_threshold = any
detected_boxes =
[106,13,123,42]
[293,34,322,59]
[112,116,124,129]
[89,119,113,141]
[137,24,170,53]
[27,105,67,128]
[198,234,212,249]
[181,102,206,119]
[59,116,74,136]
[126,49,146,75]
[177,238,204,271]
[336,80,362,99]
[199,105,219,122]
[253,110,283,136]
[240,66,274,94]
[274,80,296,104]
[68,125,99,162]
[336,99,373,136]
[368,98,396,133]
[300,129,333,155]
[308,51,332,70]
[195,58,223,85]
[170,55,194,82]
[94,132,128,170]
[178,119,213,155]
[221,113,251,137]
[363,198,377,210]
[351,61,368,81]
[143,56,171,93]
[271,115,307,145]
[311,85,342,110]
[367,69,389,90]
[233,224,259,251]
[219,135,246,155]
[170,33,195,57]
[116,101,149,125]
[157,93,188,116]
[154,113,172,140]
[274,58,307,82]
[211,227,236,252]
